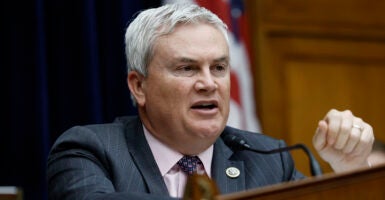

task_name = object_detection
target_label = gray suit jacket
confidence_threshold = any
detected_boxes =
[47,116,304,200]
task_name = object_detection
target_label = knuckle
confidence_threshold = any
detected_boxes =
[355,117,363,123]
[343,110,353,116]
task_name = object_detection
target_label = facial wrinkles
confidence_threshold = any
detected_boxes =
[140,24,230,154]
[172,25,228,117]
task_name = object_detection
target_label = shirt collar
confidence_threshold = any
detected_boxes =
[143,125,213,177]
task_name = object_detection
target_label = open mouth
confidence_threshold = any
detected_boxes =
[191,102,218,110]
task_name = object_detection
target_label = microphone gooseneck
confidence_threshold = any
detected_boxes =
[222,133,323,176]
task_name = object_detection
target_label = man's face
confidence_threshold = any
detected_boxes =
[132,23,230,154]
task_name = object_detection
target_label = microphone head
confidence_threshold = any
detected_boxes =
[221,132,251,151]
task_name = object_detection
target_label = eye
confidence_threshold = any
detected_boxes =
[214,65,225,71]
[211,64,228,77]
[173,65,197,77]
[182,66,193,71]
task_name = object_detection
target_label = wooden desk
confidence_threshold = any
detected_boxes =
[217,164,385,200]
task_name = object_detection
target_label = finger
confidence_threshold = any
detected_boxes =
[333,113,354,150]
[313,120,328,151]
[351,123,374,157]
[324,109,342,145]
[341,127,361,154]
[341,118,363,154]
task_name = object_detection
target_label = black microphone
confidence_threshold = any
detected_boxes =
[222,133,323,176]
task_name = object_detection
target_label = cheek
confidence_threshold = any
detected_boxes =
[220,79,231,97]
[220,80,231,111]
[148,78,190,104]
[166,82,191,104]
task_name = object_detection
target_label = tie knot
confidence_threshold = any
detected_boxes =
[177,156,202,175]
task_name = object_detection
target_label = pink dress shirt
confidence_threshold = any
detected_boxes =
[143,126,213,198]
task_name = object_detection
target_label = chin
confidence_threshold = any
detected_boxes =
[195,125,223,138]
[187,117,226,135]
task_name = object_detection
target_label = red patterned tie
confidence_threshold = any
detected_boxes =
[177,156,202,175]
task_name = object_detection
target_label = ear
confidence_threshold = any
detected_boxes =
[127,71,146,106]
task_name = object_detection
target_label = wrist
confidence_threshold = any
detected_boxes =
[330,160,371,173]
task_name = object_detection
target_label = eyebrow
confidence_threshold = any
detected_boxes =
[178,56,229,63]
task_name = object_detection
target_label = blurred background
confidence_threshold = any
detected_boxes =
[1,0,160,199]
[2,0,385,199]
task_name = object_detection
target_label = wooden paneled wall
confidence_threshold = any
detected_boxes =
[245,0,385,175]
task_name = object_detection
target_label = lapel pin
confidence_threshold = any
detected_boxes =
[225,167,240,178]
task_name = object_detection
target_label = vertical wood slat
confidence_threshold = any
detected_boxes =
[246,0,385,176]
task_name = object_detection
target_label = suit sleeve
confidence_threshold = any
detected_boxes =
[47,126,176,200]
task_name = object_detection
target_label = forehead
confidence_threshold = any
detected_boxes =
[154,23,229,59]
[167,22,226,41]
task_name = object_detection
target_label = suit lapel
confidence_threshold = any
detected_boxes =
[212,136,245,195]
[124,117,169,195]
[122,117,247,195]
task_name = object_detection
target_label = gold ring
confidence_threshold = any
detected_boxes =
[352,124,363,131]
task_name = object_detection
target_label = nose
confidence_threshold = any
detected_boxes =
[194,68,218,92]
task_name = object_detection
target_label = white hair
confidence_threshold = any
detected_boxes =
[124,3,229,76]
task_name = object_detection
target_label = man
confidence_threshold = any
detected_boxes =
[47,3,374,200]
